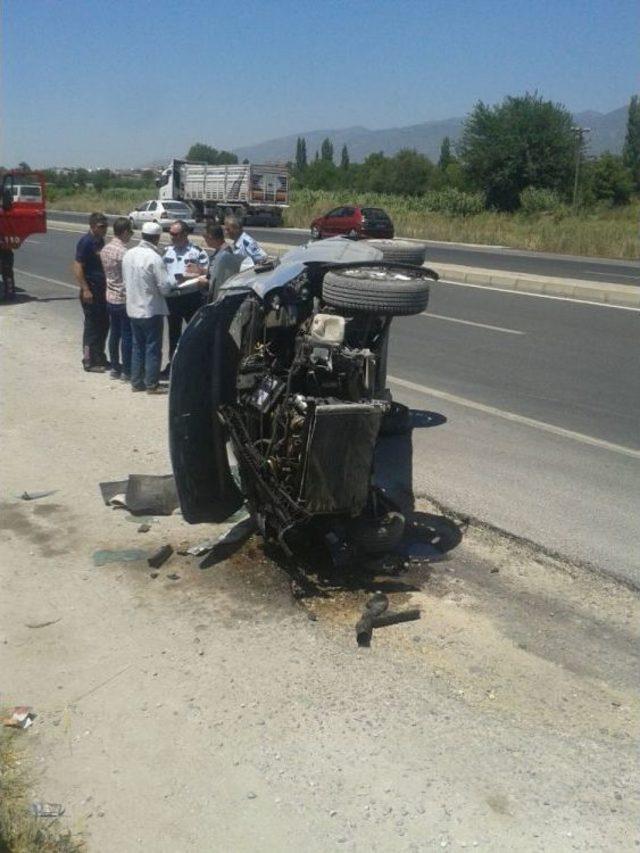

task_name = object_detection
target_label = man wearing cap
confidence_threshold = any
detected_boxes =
[122,222,174,395]
[74,211,109,372]
[161,219,209,377]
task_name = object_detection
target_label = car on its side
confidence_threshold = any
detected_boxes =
[127,200,196,232]
[310,206,394,241]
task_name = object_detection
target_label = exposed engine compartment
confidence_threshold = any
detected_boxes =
[220,272,391,551]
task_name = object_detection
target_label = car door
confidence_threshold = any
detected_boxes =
[340,207,358,236]
[147,200,158,222]
[322,207,345,237]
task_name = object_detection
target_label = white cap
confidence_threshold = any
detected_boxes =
[141,221,162,236]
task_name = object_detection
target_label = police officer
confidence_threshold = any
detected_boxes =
[161,219,209,377]
[223,215,268,268]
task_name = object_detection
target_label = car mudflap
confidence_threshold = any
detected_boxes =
[169,293,247,523]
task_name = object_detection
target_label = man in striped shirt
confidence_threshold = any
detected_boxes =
[100,217,133,380]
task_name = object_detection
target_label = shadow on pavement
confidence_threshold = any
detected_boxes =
[0,287,76,305]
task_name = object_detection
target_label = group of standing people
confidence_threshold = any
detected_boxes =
[74,211,267,393]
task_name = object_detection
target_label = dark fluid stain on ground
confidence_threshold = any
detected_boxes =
[0,501,67,557]
[32,503,65,517]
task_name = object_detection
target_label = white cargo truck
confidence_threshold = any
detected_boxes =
[157,159,289,225]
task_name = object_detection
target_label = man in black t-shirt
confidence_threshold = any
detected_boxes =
[74,212,109,372]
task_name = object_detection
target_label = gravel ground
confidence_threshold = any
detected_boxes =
[0,289,638,852]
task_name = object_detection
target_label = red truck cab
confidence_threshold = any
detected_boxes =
[0,170,47,299]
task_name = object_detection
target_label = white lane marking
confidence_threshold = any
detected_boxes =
[582,269,639,280]
[15,268,78,291]
[420,312,524,335]
[388,375,640,460]
[437,278,640,313]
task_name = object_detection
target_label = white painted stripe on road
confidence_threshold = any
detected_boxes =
[388,375,640,460]
[582,269,639,280]
[420,312,524,335]
[437,278,640,313]
[15,268,78,291]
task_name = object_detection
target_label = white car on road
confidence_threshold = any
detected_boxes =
[127,200,196,232]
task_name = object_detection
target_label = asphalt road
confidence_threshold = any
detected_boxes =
[48,209,640,286]
[9,227,640,585]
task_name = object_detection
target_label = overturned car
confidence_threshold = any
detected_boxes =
[169,238,437,564]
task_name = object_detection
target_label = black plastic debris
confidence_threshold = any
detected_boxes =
[356,593,421,647]
[147,544,173,569]
[99,475,178,516]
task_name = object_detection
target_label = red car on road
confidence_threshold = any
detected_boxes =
[310,205,394,240]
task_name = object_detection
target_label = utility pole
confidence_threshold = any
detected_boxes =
[572,126,591,212]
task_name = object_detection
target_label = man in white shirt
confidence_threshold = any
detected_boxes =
[122,222,173,395]
[162,220,209,375]
[223,215,268,269]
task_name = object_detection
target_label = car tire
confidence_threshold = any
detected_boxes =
[129,217,136,230]
[364,239,427,266]
[322,266,430,316]
[310,226,320,240]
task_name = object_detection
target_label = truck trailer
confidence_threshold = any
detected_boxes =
[157,160,289,225]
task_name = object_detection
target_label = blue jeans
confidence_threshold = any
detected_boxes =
[129,315,164,389]
[107,303,132,376]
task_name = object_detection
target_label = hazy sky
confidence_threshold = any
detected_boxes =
[2,0,638,168]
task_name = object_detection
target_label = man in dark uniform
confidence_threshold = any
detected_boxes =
[74,212,109,372]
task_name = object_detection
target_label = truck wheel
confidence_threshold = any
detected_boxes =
[364,239,427,266]
[322,266,430,316]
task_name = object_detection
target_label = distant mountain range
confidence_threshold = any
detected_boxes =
[232,106,628,165]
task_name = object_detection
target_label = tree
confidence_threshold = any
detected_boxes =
[587,153,634,206]
[18,161,31,171]
[622,94,640,190]
[340,144,350,170]
[295,137,307,172]
[438,137,453,170]
[459,93,576,210]
[186,143,238,165]
[320,138,334,162]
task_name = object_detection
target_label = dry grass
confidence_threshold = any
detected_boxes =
[47,188,150,214]
[0,726,83,852]
[283,191,640,259]
[50,189,640,259]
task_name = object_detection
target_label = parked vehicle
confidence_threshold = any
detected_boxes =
[0,170,47,300]
[310,206,394,241]
[127,200,196,232]
[12,183,43,203]
[169,238,437,566]
[157,160,289,225]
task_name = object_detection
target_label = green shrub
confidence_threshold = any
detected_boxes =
[519,186,563,214]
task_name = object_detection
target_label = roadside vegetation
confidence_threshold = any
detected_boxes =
[39,93,640,259]
[0,726,83,852]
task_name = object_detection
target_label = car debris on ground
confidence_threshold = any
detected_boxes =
[2,706,36,729]
[355,593,421,647]
[30,802,65,818]
[99,474,178,516]
[19,489,57,501]
[147,544,173,569]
